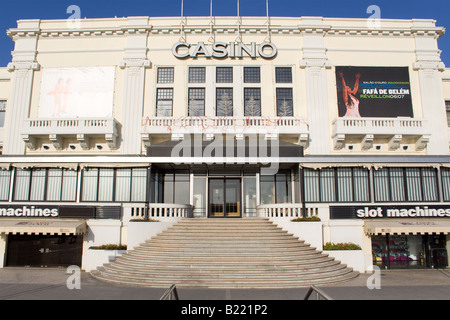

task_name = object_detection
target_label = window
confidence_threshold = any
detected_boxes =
[82,167,148,202]
[216,88,233,116]
[159,171,190,204]
[0,100,6,127]
[303,167,370,203]
[260,170,292,204]
[276,88,293,116]
[275,67,292,83]
[244,67,261,83]
[156,88,173,117]
[244,88,261,116]
[157,67,174,83]
[216,67,233,83]
[13,168,77,202]
[442,168,450,202]
[189,67,206,83]
[188,88,205,116]
[374,167,439,202]
[446,101,450,127]
[0,170,10,201]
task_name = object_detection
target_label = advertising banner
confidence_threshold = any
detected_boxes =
[38,67,115,118]
[336,66,413,118]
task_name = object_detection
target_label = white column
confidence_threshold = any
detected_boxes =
[3,21,40,155]
[413,19,447,155]
[299,18,332,155]
[120,17,151,155]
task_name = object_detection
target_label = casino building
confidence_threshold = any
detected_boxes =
[0,15,449,276]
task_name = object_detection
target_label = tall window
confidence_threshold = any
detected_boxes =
[156,88,173,117]
[0,170,10,201]
[442,168,450,202]
[276,88,293,116]
[0,100,6,127]
[244,88,261,116]
[188,88,205,116]
[446,101,450,127]
[216,88,233,116]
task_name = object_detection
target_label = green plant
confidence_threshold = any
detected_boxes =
[291,216,321,222]
[129,218,160,222]
[323,242,361,251]
[89,244,127,250]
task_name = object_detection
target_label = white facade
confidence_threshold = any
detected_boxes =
[0,15,449,272]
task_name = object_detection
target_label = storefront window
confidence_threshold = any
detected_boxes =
[372,234,448,269]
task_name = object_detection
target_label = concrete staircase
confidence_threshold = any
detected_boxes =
[91,218,358,289]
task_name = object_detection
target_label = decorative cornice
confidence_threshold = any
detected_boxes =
[6,24,445,39]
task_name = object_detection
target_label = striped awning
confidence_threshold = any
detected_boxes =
[0,220,87,235]
[365,220,450,235]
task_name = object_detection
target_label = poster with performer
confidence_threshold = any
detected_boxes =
[336,66,413,118]
[38,67,115,118]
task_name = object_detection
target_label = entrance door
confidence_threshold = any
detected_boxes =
[209,178,241,218]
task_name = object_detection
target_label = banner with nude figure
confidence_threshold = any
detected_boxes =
[38,67,115,118]
[336,66,413,118]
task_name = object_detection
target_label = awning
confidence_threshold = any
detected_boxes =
[0,220,87,235]
[365,220,450,235]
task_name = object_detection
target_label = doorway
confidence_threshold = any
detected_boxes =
[208,178,241,218]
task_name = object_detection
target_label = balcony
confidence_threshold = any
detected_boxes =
[332,117,431,151]
[22,117,119,151]
[141,116,309,147]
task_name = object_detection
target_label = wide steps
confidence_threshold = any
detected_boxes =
[91,218,358,288]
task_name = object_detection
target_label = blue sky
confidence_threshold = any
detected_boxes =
[1,0,450,67]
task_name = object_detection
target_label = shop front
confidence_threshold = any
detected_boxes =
[0,204,118,268]
[331,205,450,270]
[371,234,448,269]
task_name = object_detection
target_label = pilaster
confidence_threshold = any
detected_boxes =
[299,18,332,155]
[120,17,151,155]
[3,21,40,155]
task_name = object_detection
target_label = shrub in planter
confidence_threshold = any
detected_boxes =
[291,216,321,222]
[89,244,127,250]
[323,242,361,251]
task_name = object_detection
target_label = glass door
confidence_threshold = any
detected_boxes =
[209,178,241,218]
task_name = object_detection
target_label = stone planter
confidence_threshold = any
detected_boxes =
[323,250,365,273]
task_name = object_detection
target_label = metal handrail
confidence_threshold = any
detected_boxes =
[304,286,334,300]
[160,284,180,300]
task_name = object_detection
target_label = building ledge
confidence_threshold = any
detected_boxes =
[332,117,431,151]
[141,116,309,148]
[22,117,119,151]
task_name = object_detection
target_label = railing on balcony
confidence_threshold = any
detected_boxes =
[333,117,428,136]
[23,117,118,135]
[141,116,309,135]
